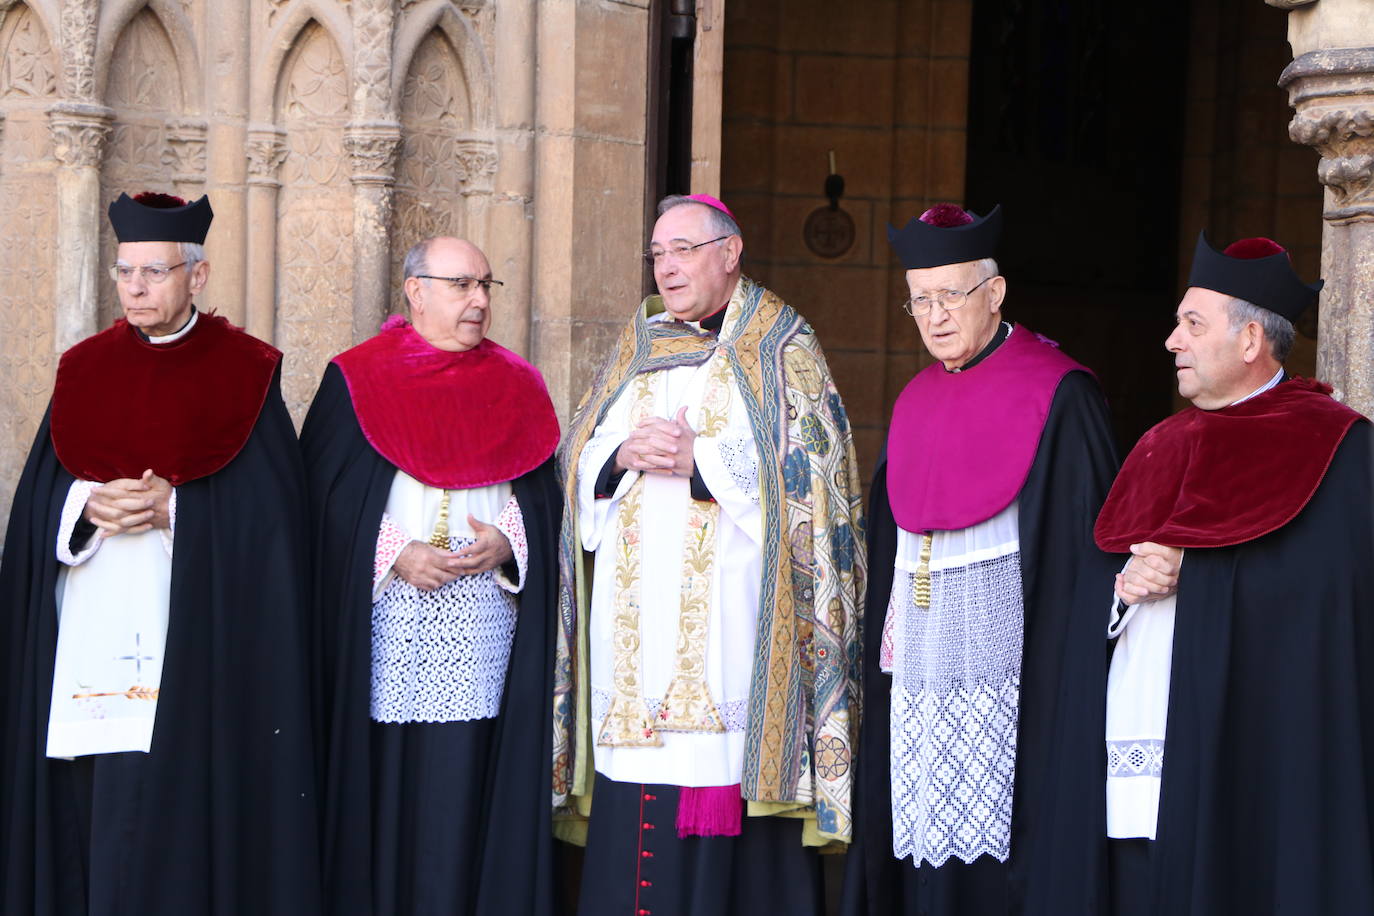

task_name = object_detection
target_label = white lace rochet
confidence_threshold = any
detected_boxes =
[370,533,518,723]
[885,502,1023,867]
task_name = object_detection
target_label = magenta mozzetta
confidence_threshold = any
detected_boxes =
[885,323,1090,534]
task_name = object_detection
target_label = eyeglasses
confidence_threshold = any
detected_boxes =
[416,275,504,294]
[901,276,992,317]
[109,262,187,284]
[643,235,731,265]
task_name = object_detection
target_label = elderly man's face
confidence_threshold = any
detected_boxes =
[115,240,206,337]
[1166,286,1255,409]
[651,204,741,323]
[406,238,494,352]
[905,260,1003,371]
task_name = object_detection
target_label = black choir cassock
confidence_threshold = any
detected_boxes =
[0,317,320,915]
[843,365,1121,916]
[302,334,561,916]
[1096,379,1374,915]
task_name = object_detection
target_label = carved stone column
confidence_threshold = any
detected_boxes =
[245,126,287,343]
[47,102,112,353]
[344,121,402,342]
[205,0,251,327]
[48,0,106,353]
[348,0,399,343]
[491,0,537,360]
[59,0,98,105]
[1280,44,1374,414]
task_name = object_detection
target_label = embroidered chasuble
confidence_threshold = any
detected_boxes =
[577,311,760,788]
[556,277,866,844]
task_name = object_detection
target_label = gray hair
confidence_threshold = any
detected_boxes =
[402,238,432,283]
[974,257,999,281]
[1227,296,1295,362]
[657,194,742,242]
[179,242,205,268]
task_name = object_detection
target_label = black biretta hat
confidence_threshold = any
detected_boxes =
[1188,231,1322,323]
[887,203,1002,269]
[108,192,214,244]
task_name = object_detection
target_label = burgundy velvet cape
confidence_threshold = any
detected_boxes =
[1094,378,1362,552]
[49,314,280,486]
[331,321,559,490]
[302,362,561,916]
[886,324,1088,533]
[0,368,321,914]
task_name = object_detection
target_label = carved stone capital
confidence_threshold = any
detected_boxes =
[454,139,499,195]
[162,118,208,187]
[46,102,112,168]
[344,121,403,186]
[1281,49,1374,222]
[246,126,288,188]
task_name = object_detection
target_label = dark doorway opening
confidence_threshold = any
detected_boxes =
[966,1,1191,451]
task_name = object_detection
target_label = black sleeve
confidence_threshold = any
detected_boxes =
[689,464,714,502]
[69,515,98,554]
[595,445,712,502]
[1008,368,1123,913]
[594,449,626,499]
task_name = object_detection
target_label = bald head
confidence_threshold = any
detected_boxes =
[403,236,496,352]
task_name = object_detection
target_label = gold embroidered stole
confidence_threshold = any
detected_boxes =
[557,277,865,845]
[597,349,734,746]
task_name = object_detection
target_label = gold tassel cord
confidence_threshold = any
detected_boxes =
[428,489,452,548]
[913,533,933,609]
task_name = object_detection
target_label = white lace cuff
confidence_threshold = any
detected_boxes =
[716,433,760,501]
[56,480,101,565]
[159,489,177,559]
[493,494,528,594]
[374,512,410,593]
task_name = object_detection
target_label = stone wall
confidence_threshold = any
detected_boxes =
[0,0,652,541]
[721,0,973,479]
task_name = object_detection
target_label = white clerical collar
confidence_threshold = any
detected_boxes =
[1230,367,1284,406]
[147,307,198,345]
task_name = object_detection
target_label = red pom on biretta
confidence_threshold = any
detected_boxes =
[132,191,189,210]
[918,203,975,229]
[1222,237,1286,260]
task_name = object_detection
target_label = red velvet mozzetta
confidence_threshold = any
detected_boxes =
[332,321,559,489]
[50,314,281,486]
[1094,378,1363,552]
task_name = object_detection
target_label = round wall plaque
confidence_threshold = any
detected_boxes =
[804,206,855,259]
